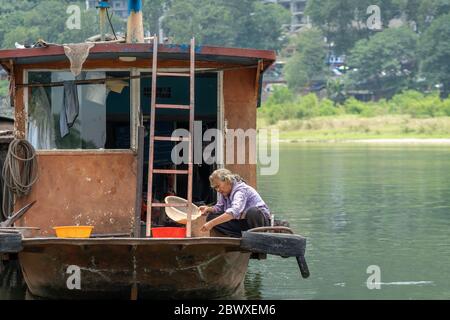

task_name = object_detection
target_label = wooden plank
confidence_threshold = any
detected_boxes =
[133,126,145,238]
[150,203,188,208]
[157,72,190,77]
[22,237,242,246]
[186,37,195,238]
[155,104,191,110]
[0,43,276,63]
[152,169,188,175]
[91,233,131,238]
[0,233,23,253]
[146,36,158,237]
[254,59,263,102]
[14,64,26,139]
[153,136,189,142]
[16,60,238,72]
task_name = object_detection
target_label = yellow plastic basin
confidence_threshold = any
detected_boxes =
[53,226,94,238]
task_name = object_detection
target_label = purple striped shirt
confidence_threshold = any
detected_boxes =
[212,181,271,220]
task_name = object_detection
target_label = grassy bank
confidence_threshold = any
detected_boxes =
[257,115,450,141]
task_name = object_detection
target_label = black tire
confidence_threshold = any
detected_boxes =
[0,232,23,253]
[241,231,306,257]
[241,231,310,279]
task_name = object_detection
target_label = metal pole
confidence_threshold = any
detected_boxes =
[127,0,144,43]
[96,1,110,42]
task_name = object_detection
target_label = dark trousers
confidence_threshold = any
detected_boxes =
[206,207,270,238]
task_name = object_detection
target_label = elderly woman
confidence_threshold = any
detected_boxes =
[199,168,271,237]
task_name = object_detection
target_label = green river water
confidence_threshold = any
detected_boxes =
[245,143,450,299]
[1,143,449,300]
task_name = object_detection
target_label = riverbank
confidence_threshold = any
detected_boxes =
[257,115,450,143]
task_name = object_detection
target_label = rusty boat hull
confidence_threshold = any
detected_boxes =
[19,237,251,299]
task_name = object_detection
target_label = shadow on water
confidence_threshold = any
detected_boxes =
[0,258,26,300]
[244,272,263,300]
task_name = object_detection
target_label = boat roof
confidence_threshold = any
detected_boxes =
[0,43,276,71]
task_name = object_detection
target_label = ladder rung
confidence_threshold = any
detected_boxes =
[151,203,189,208]
[153,136,189,142]
[152,169,189,175]
[155,104,191,110]
[157,72,190,77]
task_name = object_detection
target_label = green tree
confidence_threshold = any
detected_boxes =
[0,0,124,49]
[327,78,346,105]
[284,28,327,92]
[346,26,418,99]
[163,0,289,50]
[306,0,405,54]
[163,0,235,47]
[228,1,290,50]
[402,0,450,31]
[142,0,170,35]
[419,13,450,98]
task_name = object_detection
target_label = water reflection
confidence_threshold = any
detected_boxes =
[0,259,26,300]
[244,272,263,300]
[253,143,450,299]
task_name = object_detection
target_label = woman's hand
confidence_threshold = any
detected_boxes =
[200,213,233,233]
[199,206,212,216]
[200,221,213,232]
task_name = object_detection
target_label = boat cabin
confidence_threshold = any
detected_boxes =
[0,43,275,237]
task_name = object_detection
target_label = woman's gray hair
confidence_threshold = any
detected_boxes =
[209,168,242,187]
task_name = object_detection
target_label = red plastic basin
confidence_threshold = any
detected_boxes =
[152,227,186,238]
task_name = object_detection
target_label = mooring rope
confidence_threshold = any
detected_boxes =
[1,139,39,220]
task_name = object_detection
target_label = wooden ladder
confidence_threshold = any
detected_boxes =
[145,36,196,237]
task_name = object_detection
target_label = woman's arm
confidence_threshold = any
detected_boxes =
[224,191,246,219]
[200,213,233,232]
[211,194,225,213]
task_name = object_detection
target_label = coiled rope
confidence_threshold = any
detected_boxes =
[1,139,39,219]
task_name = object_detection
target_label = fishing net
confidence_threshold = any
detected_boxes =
[63,43,95,77]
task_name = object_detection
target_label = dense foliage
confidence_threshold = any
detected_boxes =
[284,0,450,99]
[0,0,448,105]
[0,0,289,51]
[259,87,450,125]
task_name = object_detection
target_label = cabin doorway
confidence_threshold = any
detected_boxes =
[139,72,220,229]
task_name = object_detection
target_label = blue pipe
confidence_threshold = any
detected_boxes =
[128,0,142,14]
[97,1,110,9]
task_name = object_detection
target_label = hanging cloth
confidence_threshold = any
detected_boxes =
[59,81,79,138]
[28,87,55,149]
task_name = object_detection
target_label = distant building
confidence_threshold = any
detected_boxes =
[262,0,311,33]
[86,0,128,19]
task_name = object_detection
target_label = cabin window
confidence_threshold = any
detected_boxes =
[27,71,131,150]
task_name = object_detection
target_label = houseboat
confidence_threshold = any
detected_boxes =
[0,0,308,299]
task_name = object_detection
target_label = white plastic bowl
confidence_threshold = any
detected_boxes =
[164,196,202,224]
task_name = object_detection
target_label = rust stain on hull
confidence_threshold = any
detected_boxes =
[19,238,250,299]
[15,152,137,236]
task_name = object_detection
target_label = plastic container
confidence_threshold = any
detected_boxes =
[164,196,201,224]
[53,226,94,238]
[152,227,186,238]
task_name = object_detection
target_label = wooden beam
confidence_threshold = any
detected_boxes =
[133,126,145,238]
